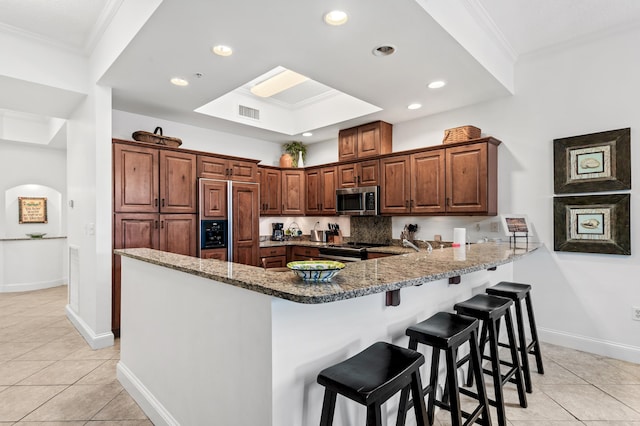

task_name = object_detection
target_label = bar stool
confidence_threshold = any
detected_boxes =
[317,341,428,426]
[486,281,544,393]
[398,312,492,426]
[453,294,527,426]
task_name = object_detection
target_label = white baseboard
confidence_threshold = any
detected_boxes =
[0,278,66,293]
[117,361,180,426]
[539,327,640,363]
[65,304,114,349]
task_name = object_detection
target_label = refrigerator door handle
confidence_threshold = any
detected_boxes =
[227,180,233,262]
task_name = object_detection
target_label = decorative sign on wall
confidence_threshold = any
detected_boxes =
[18,197,48,224]
[553,128,631,194]
[553,194,630,255]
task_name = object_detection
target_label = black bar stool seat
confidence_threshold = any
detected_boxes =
[454,294,527,426]
[317,341,428,426]
[399,312,492,426]
[486,281,544,393]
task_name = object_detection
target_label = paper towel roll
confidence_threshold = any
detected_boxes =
[453,228,466,247]
[453,246,466,261]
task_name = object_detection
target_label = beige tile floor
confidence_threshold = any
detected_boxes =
[0,286,151,425]
[2,286,640,426]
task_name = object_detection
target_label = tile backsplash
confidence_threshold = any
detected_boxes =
[350,216,392,244]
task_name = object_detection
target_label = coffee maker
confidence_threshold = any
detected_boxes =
[271,223,284,241]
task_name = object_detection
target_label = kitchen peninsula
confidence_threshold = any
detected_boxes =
[116,242,540,426]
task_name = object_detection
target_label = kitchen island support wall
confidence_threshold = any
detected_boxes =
[118,256,514,425]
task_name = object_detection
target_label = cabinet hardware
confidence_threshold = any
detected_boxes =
[160,220,164,229]
[154,198,158,207]
[154,220,159,229]
[410,199,414,208]
[161,199,165,207]
[405,200,409,208]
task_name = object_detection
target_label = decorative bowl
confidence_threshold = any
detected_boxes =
[26,233,46,239]
[287,260,345,283]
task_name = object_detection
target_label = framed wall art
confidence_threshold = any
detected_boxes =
[553,194,630,255]
[18,197,48,224]
[553,128,631,194]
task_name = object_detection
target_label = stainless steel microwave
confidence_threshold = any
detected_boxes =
[336,186,379,216]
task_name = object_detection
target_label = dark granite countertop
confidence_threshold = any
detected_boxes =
[116,242,541,304]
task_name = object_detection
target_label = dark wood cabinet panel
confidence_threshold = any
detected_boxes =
[289,246,320,261]
[258,166,281,215]
[338,127,358,161]
[445,142,495,215]
[113,144,159,213]
[231,182,260,266]
[337,160,379,188]
[159,151,197,213]
[305,169,321,214]
[198,155,258,182]
[320,167,337,214]
[306,166,337,215]
[159,214,198,256]
[379,155,411,214]
[200,179,227,218]
[281,170,305,215]
[411,150,446,214]
[338,121,392,162]
[261,255,287,268]
[201,248,227,260]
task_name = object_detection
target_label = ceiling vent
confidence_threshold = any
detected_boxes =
[238,105,260,120]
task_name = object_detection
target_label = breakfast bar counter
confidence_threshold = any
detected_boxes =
[115,242,541,426]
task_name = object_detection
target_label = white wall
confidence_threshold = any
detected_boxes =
[385,27,640,361]
[0,142,67,237]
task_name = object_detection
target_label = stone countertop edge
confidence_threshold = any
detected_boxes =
[0,236,68,241]
[115,242,542,304]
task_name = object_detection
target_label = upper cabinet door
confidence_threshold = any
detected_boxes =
[159,151,197,213]
[281,170,305,215]
[113,144,159,213]
[338,127,358,162]
[445,142,490,214]
[305,169,321,214]
[320,166,337,214]
[379,155,411,214]
[197,155,228,179]
[358,160,379,187]
[200,179,227,218]
[228,160,258,182]
[357,122,382,158]
[411,150,446,214]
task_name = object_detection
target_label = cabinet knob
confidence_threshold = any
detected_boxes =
[155,220,159,229]
[160,220,164,229]
[154,198,158,207]
[405,200,409,208]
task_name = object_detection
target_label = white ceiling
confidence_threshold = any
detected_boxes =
[2,0,640,147]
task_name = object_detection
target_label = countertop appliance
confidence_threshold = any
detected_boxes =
[336,186,379,216]
[201,219,227,249]
[317,242,386,262]
[198,178,260,264]
[271,223,284,241]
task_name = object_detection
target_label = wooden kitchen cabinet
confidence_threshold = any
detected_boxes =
[306,166,337,215]
[258,166,281,215]
[338,121,392,162]
[201,248,227,261]
[200,179,227,218]
[445,142,497,215]
[289,246,320,261]
[260,246,287,268]
[380,150,446,215]
[337,159,379,188]
[197,154,258,182]
[113,143,196,213]
[379,139,498,215]
[281,169,305,215]
[231,182,260,266]
[112,212,197,332]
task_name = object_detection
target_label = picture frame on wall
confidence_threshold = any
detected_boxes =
[553,194,630,255]
[553,128,631,194]
[18,197,48,224]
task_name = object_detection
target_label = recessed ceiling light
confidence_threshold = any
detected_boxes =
[170,77,189,87]
[407,103,422,110]
[302,132,313,137]
[212,45,233,57]
[372,45,396,57]
[324,10,348,26]
[428,80,446,89]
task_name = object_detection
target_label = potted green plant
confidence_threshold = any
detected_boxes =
[282,141,307,167]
